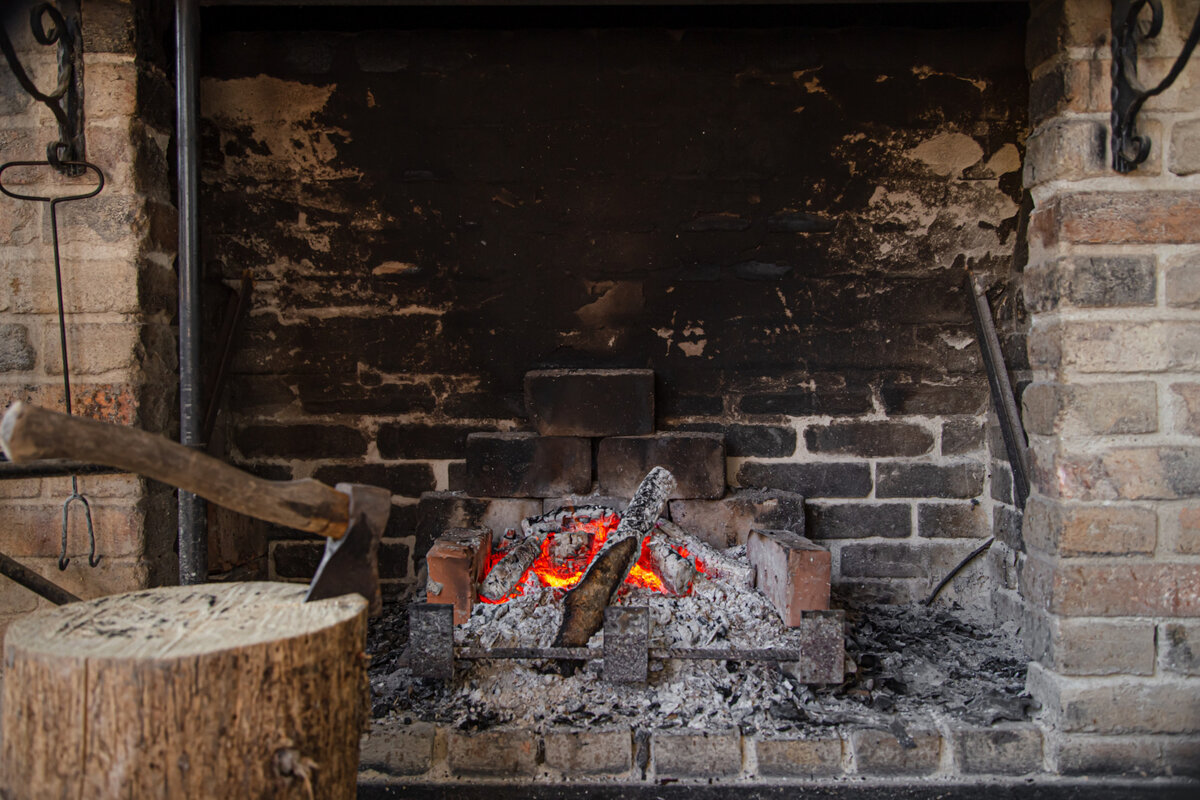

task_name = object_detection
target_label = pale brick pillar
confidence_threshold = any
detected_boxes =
[1020,0,1200,776]
[0,0,177,638]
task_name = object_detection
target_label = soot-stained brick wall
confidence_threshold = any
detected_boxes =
[198,7,1028,600]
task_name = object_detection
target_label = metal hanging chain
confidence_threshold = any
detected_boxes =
[0,159,105,568]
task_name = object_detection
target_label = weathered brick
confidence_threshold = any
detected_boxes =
[413,493,541,564]
[271,540,324,579]
[524,368,653,437]
[665,421,796,458]
[1023,119,1107,186]
[425,528,491,624]
[992,463,1014,505]
[1170,383,1200,436]
[1028,58,1109,122]
[739,386,873,416]
[465,432,591,498]
[1052,618,1157,676]
[376,423,477,460]
[754,735,842,777]
[1033,192,1200,246]
[0,323,36,372]
[1025,0,1110,70]
[544,495,628,513]
[950,723,1042,775]
[942,417,984,455]
[876,462,984,499]
[1023,496,1157,557]
[1069,255,1157,307]
[359,721,435,775]
[737,461,872,499]
[877,379,988,416]
[1037,671,1200,734]
[1023,381,1158,436]
[311,463,435,498]
[747,529,830,624]
[297,378,436,415]
[804,421,933,458]
[1021,555,1200,616]
[1165,255,1200,308]
[1169,118,1200,176]
[447,728,538,776]
[544,727,631,776]
[653,729,741,778]
[1160,621,1200,676]
[993,506,1024,551]
[597,433,725,499]
[236,423,368,460]
[0,502,148,559]
[0,476,40,499]
[1048,446,1200,501]
[668,488,805,548]
[1054,733,1165,777]
[805,502,911,539]
[918,501,988,538]
[849,727,940,776]
[839,541,973,581]
[1176,504,1200,554]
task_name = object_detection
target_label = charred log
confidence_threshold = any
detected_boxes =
[478,534,543,602]
[656,518,754,588]
[645,536,698,595]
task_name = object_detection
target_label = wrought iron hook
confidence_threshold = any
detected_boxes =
[1111,0,1200,172]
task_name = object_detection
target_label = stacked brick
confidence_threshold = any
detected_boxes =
[0,0,177,639]
[1014,0,1200,776]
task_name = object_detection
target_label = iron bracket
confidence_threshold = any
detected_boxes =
[1111,0,1200,173]
[0,1,86,173]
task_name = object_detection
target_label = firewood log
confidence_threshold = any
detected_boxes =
[645,535,699,595]
[656,518,755,588]
[552,467,675,671]
[478,534,544,602]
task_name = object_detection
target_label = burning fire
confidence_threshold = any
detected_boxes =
[480,513,706,604]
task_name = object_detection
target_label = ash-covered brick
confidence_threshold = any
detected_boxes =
[1160,621,1200,676]
[544,727,632,775]
[376,423,478,459]
[754,735,842,777]
[598,433,725,499]
[918,502,988,538]
[1054,734,1165,777]
[360,721,435,775]
[312,463,435,498]
[942,417,985,455]
[414,492,541,563]
[0,324,35,372]
[804,421,934,458]
[950,723,1042,775]
[524,369,654,437]
[875,462,984,499]
[425,528,491,624]
[665,421,796,458]
[738,461,872,499]
[653,729,741,778]
[236,423,368,460]
[806,502,911,540]
[465,432,591,497]
[1067,255,1156,307]
[447,728,538,776]
[747,529,831,624]
[850,727,940,775]
[668,488,805,548]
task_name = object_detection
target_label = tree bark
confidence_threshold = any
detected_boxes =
[1,582,368,799]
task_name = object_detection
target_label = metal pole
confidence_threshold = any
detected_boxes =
[176,0,207,585]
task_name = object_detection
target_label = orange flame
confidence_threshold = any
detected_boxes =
[479,514,706,604]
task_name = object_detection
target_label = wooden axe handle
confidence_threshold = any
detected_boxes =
[1,402,350,539]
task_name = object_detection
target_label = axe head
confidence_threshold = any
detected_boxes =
[304,483,391,615]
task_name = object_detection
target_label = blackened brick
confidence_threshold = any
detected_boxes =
[313,463,436,498]
[840,541,967,579]
[525,369,654,436]
[918,502,988,538]
[992,463,1014,504]
[670,489,805,548]
[738,462,871,498]
[441,390,526,420]
[804,421,934,458]
[739,387,873,416]
[414,492,541,563]
[236,424,367,460]
[876,462,985,499]
[447,460,466,491]
[465,432,591,497]
[666,422,796,457]
[806,502,911,539]
[378,539,411,580]
[994,505,1024,551]
[1068,256,1156,307]
[297,378,436,415]
[272,540,323,579]
[659,392,724,417]
[879,379,988,415]
[376,424,478,459]
[943,418,985,455]
[598,433,725,499]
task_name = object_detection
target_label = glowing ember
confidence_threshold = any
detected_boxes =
[479,512,706,604]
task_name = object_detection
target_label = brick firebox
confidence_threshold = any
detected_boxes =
[0,0,1198,781]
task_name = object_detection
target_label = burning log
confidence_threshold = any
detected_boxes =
[552,467,675,670]
[656,518,754,588]
[645,535,698,595]
[478,534,544,602]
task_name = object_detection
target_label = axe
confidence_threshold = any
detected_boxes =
[0,402,390,612]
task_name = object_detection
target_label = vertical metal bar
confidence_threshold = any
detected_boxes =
[176,0,207,585]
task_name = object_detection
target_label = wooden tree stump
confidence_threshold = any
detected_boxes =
[1,582,368,799]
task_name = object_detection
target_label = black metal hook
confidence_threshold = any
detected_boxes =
[0,159,103,204]
[1111,0,1200,172]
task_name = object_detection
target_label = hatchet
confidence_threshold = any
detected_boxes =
[0,402,390,612]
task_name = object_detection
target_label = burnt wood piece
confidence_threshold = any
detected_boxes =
[478,534,543,602]
[656,518,754,588]
[645,535,698,595]
[525,369,655,437]
[522,504,617,537]
[552,467,676,672]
